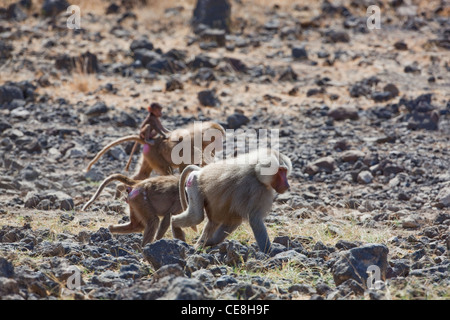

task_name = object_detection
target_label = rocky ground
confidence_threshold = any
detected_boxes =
[0,0,449,300]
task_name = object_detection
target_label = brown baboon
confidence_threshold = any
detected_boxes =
[87,121,224,175]
[171,149,292,254]
[125,103,170,171]
[82,174,186,246]
[86,121,225,196]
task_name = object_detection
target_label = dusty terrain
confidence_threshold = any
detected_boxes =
[0,0,449,300]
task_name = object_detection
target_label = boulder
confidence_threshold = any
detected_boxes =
[328,106,359,121]
[41,0,70,17]
[305,156,335,175]
[192,0,231,34]
[198,90,220,107]
[331,243,389,287]
[143,239,191,270]
[437,186,450,208]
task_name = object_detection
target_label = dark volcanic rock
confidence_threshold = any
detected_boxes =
[324,30,350,43]
[85,102,109,117]
[278,66,298,81]
[394,41,408,50]
[90,228,113,243]
[398,94,440,130]
[0,40,14,60]
[142,239,191,270]
[23,191,74,211]
[130,38,154,52]
[305,156,335,175]
[192,0,231,34]
[349,76,380,98]
[198,89,220,107]
[165,77,184,92]
[328,106,359,121]
[226,113,250,129]
[189,54,218,69]
[332,244,389,287]
[146,58,186,74]
[133,49,160,66]
[292,46,308,60]
[199,28,226,47]
[114,111,137,128]
[41,0,70,17]
[4,3,27,22]
[0,258,15,278]
[163,277,211,299]
[0,85,24,105]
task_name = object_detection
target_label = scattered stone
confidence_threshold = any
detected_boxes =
[357,170,373,184]
[198,89,220,107]
[0,85,24,105]
[85,102,108,117]
[328,106,359,121]
[278,66,298,81]
[130,38,154,52]
[394,41,408,50]
[332,244,389,287]
[0,41,13,60]
[340,150,365,162]
[41,0,70,17]
[192,0,232,34]
[436,186,450,208]
[142,239,191,270]
[215,275,238,289]
[292,46,308,60]
[90,227,113,243]
[163,277,211,299]
[226,113,250,129]
[404,64,421,73]
[0,258,14,278]
[305,156,335,175]
[165,77,184,92]
[114,111,137,128]
[402,216,420,229]
[199,28,226,47]
[147,57,186,74]
[324,30,350,43]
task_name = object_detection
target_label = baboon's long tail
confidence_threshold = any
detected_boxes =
[82,174,138,211]
[86,135,146,172]
[124,142,139,172]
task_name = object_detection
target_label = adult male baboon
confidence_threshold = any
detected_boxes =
[172,149,292,254]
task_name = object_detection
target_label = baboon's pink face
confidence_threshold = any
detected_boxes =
[271,167,290,194]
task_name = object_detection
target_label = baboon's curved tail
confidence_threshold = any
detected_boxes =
[124,142,140,172]
[179,165,201,211]
[86,135,145,172]
[205,122,226,136]
[82,174,138,211]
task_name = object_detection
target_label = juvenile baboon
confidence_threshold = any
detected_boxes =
[82,174,186,245]
[86,121,225,177]
[125,103,169,171]
[171,149,292,254]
